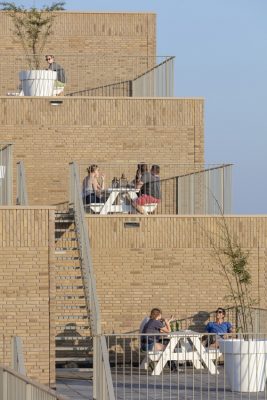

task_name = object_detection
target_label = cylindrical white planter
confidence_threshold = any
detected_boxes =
[19,70,57,96]
[219,339,267,392]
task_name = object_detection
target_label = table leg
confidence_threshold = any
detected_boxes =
[100,191,119,215]
[152,338,177,376]
[190,336,218,375]
[180,339,203,370]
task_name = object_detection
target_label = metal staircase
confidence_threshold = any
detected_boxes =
[55,210,92,368]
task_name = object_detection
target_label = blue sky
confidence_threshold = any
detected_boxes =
[26,0,267,213]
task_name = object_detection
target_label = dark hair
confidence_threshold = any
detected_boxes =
[150,308,162,319]
[151,164,160,174]
[216,307,226,316]
[87,164,98,173]
[135,162,148,181]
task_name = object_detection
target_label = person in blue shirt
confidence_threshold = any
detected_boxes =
[206,307,233,347]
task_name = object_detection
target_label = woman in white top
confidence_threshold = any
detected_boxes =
[82,164,105,204]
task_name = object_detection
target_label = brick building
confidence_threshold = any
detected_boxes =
[0,10,266,387]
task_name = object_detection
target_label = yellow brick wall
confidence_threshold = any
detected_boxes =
[0,12,156,95]
[0,97,204,205]
[86,215,267,333]
[0,207,55,385]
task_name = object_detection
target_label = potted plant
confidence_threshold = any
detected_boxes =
[203,208,266,392]
[0,1,65,96]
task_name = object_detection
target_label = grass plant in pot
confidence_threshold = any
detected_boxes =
[206,210,265,393]
[0,1,65,96]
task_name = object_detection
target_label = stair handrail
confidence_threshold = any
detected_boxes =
[16,161,28,205]
[69,161,115,400]
[0,364,69,399]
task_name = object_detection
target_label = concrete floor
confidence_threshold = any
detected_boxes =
[56,366,267,400]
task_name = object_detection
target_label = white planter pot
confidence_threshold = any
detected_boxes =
[219,339,267,392]
[19,70,57,96]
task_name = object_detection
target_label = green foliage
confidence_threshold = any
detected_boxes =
[0,1,65,68]
[211,215,256,335]
[198,193,257,336]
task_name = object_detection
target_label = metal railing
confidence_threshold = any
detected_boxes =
[16,161,28,205]
[3,54,174,97]
[96,332,267,398]
[69,161,115,400]
[0,364,69,400]
[176,306,267,334]
[0,144,12,205]
[11,336,26,375]
[132,56,175,97]
[78,162,232,215]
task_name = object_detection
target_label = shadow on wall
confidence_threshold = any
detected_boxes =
[187,311,210,332]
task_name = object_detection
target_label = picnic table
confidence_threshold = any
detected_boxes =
[141,330,220,376]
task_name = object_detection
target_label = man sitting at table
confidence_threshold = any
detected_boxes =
[205,307,233,348]
[141,308,174,351]
[132,164,161,214]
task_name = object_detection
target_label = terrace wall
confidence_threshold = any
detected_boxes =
[86,215,267,333]
[0,12,156,95]
[0,207,55,386]
[0,97,204,205]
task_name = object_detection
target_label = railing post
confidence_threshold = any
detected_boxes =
[26,384,32,400]
[1,370,8,400]
[0,367,3,400]
[11,336,26,375]
[175,177,179,214]
[16,161,28,206]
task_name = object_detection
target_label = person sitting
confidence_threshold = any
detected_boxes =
[132,164,161,214]
[141,308,173,352]
[82,164,106,205]
[205,307,233,348]
[132,162,147,189]
[45,55,66,95]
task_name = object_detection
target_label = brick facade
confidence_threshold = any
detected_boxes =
[0,97,204,205]
[0,207,55,385]
[86,215,267,333]
[0,12,156,95]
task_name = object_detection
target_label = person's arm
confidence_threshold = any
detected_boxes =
[100,174,105,189]
[160,316,174,334]
[206,322,211,333]
[92,177,102,195]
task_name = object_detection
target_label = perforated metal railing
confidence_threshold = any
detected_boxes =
[0,144,12,205]
[0,335,68,400]
[16,161,28,206]
[2,54,174,97]
[78,162,232,215]
[69,161,115,400]
[99,332,267,400]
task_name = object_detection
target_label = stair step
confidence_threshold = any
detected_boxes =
[56,275,82,280]
[55,247,79,251]
[56,328,90,336]
[56,336,91,341]
[56,285,83,290]
[56,346,89,351]
[56,265,81,275]
[55,238,77,242]
[55,228,76,232]
[56,357,91,362]
[56,307,86,312]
